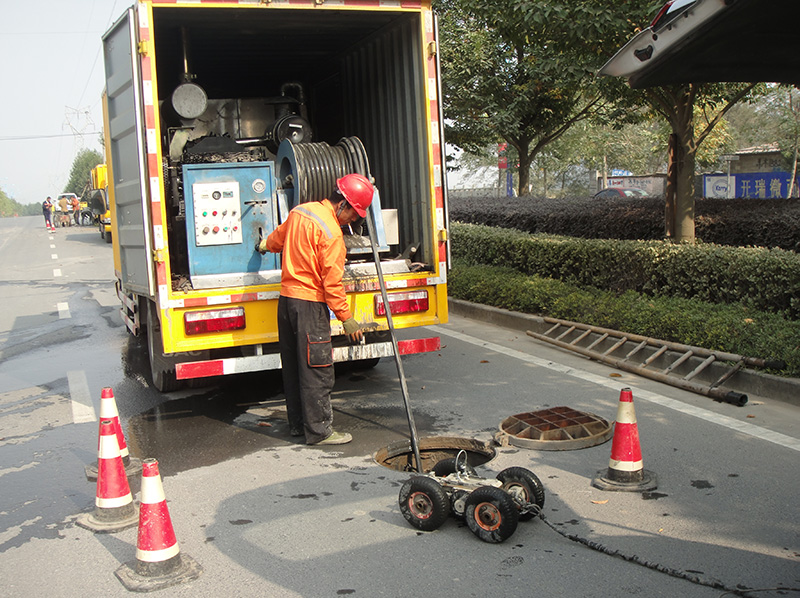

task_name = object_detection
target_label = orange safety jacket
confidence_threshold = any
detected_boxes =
[265,199,352,322]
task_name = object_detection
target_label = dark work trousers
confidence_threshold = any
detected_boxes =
[277,295,335,444]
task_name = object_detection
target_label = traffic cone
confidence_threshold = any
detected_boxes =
[76,420,140,532]
[592,388,657,492]
[85,387,142,481]
[115,458,202,592]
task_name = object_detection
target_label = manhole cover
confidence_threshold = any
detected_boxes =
[497,407,612,450]
[374,436,495,472]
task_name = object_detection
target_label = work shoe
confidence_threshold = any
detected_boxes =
[289,426,304,437]
[316,430,352,445]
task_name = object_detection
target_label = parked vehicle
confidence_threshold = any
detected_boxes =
[102,0,450,391]
[593,187,650,199]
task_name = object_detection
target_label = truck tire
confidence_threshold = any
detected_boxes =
[146,302,183,392]
[464,486,518,543]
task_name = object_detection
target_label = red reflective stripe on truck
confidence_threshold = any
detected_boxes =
[176,361,224,380]
[398,337,440,354]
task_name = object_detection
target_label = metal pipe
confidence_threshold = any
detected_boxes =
[366,204,424,472]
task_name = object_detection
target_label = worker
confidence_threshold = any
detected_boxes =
[57,195,69,226]
[257,173,374,446]
[42,197,54,231]
[71,196,81,225]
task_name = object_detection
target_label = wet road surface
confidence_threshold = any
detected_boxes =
[1,217,798,597]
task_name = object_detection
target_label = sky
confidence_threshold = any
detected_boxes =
[0,1,123,205]
[0,0,487,205]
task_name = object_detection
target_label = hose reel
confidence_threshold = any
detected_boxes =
[276,136,372,208]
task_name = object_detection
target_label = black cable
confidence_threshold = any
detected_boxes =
[538,513,798,597]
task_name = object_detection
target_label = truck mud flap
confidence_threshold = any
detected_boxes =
[175,337,441,380]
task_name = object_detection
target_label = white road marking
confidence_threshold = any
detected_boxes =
[51,254,58,260]
[53,269,62,277]
[50,244,56,249]
[67,370,96,424]
[431,325,800,453]
[57,302,70,319]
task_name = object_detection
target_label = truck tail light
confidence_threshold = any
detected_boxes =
[374,290,429,316]
[184,307,246,335]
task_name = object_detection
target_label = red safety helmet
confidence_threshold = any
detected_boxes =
[336,173,374,218]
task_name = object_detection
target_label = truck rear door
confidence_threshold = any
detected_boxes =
[103,7,155,296]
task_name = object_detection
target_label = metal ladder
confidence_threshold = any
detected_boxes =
[526,317,785,406]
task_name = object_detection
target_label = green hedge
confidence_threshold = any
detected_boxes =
[448,261,800,377]
[451,223,800,319]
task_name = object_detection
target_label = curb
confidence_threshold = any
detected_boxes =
[448,298,800,407]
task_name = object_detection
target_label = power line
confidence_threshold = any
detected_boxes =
[0,132,102,142]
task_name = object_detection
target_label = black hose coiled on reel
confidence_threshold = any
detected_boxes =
[276,136,372,207]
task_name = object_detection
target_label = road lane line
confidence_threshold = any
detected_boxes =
[53,269,62,277]
[68,370,96,424]
[431,325,800,453]
[50,244,56,249]
[51,254,58,260]
[57,302,71,319]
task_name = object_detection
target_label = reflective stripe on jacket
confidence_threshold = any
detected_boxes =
[265,199,351,322]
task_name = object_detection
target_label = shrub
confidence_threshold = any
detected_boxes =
[449,195,800,251]
[448,261,800,377]
[451,223,800,318]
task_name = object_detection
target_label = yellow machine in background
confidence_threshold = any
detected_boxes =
[88,164,111,243]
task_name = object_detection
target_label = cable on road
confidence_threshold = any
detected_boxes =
[538,514,798,597]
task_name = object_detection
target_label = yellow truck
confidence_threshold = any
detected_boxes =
[102,0,450,391]
[88,164,112,243]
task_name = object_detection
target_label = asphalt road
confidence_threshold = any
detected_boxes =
[0,215,798,597]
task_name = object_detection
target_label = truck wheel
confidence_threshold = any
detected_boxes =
[497,467,546,521]
[146,303,183,392]
[464,486,518,543]
[398,476,450,532]
[105,231,112,244]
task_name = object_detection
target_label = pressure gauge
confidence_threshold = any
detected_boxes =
[252,179,267,194]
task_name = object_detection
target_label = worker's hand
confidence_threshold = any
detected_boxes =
[255,239,268,254]
[342,317,363,343]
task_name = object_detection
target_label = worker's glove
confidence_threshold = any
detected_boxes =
[255,239,268,254]
[342,317,360,336]
[342,317,363,343]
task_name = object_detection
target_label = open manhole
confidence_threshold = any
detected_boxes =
[497,406,612,450]
[375,436,495,472]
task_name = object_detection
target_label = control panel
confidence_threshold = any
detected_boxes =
[192,181,243,246]
[182,161,279,288]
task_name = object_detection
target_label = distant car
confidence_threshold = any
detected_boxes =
[593,187,650,199]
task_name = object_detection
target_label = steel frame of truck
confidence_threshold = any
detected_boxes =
[102,0,450,391]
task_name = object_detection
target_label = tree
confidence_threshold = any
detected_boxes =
[438,0,765,241]
[64,148,104,197]
[0,187,40,218]
[436,0,661,196]
[643,82,759,240]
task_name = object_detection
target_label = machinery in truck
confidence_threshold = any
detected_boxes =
[102,0,449,391]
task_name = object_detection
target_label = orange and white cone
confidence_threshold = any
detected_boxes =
[592,388,657,492]
[76,419,139,532]
[85,387,142,481]
[115,459,202,592]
